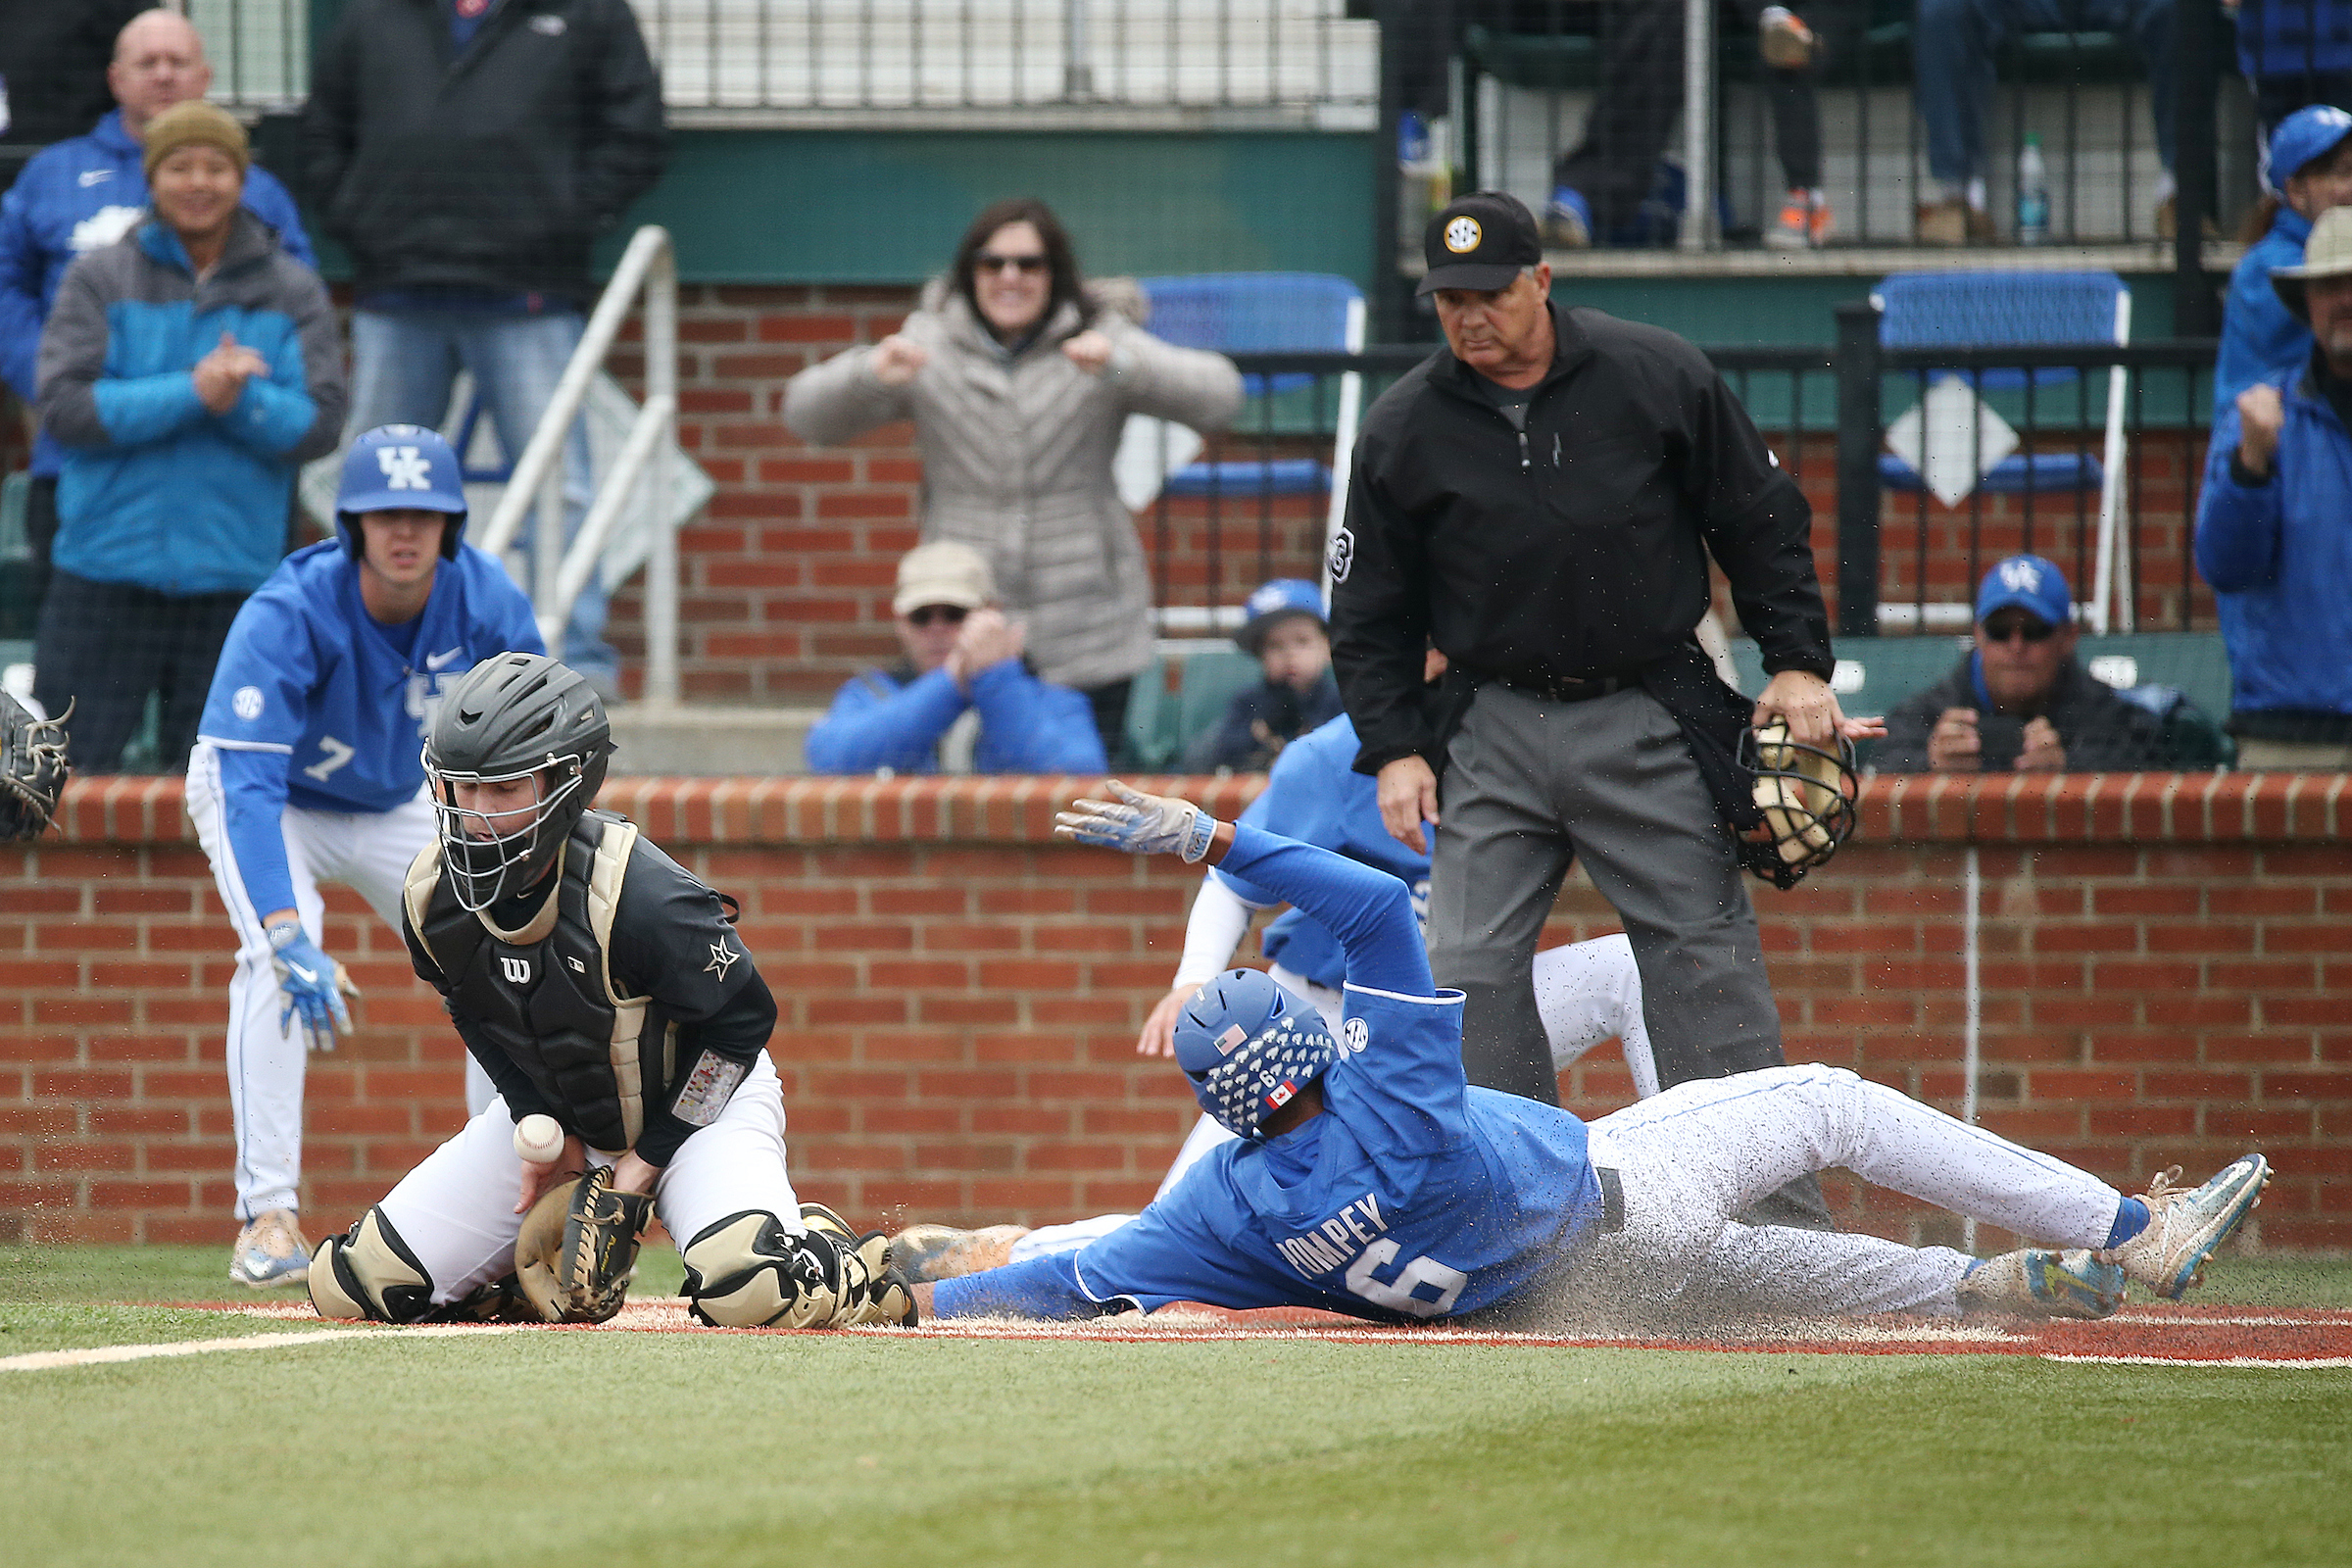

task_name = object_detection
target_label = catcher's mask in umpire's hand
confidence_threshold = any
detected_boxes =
[424,654,612,910]
[1170,968,1341,1139]
[1739,719,1859,891]
[335,424,467,560]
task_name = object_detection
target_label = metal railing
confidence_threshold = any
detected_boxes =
[1139,333,2221,644]
[474,226,683,706]
[192,0,1377,115]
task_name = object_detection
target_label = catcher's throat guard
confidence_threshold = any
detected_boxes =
[1738,720,1859,891]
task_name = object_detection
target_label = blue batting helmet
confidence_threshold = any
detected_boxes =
[1170,968,1340,1138]
[335,424,466,560]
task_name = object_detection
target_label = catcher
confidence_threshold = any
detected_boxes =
[1,690,71,842]
[307,653,911,1329]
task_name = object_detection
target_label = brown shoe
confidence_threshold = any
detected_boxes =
[2154,195,2219,242]
[1917,198,1995,247]
[887,1222,1030,1282]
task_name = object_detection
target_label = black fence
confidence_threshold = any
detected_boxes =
[1153,329,2222,642]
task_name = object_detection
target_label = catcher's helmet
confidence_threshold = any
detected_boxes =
[1738,719,1859,891]
[335,424,466,560]
[423,654,612,909]
[1170,969,1340,1139]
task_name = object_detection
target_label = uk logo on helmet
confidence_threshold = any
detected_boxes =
[377,446,432,490]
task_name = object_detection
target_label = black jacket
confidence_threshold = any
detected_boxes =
[298,0,667,303]
[1329,305,1833,774]
[1875,654,2177,773]
[0,0,145,148]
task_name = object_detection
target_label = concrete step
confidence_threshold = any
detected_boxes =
[608,703,824,776]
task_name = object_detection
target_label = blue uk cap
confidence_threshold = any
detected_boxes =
[1237,577,1327,655]
[2272,105,2352,188]
[1975,554,2072,628]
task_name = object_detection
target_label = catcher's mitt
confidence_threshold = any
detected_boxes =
[0,692,70,843]
[514,1167,655,1324]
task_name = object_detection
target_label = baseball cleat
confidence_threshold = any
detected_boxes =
[2102,1153,2271,1300]
[1957,1249,2125,1319]
[887,1223,1030,1283]
[228,1208,312,1289]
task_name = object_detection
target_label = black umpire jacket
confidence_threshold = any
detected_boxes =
[298,0,668,305]
[1330,304,1834,778]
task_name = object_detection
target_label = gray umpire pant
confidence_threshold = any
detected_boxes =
[1428,682,1831,1230]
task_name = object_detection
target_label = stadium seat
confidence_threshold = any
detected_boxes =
[1873,271,2133,632]
[1159,644,1264,766]
[1124,653,1179,769]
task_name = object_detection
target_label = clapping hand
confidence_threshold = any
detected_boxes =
[869,333,930,387]
[193,330,269,414]
[1061,329,1115,375]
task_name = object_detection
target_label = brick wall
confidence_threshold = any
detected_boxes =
[601,287,2219,704]
[5,772,2346,1254]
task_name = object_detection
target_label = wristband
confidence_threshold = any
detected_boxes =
[266,919,303,953]
[1179,810,1217,863]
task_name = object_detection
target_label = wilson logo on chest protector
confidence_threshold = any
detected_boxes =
[500,956,531,984]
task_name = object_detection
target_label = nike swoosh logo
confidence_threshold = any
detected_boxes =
[79,169,114,186]
[424,648,465,670]
[285,961,317,984]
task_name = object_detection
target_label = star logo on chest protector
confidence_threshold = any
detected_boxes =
[704,941,741,981]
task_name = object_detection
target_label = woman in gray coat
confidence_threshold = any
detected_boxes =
[785,198,1244,756]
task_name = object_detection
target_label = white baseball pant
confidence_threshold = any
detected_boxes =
[378,1053,803,1307]
[1556,1062,2129,1324]
[1009,938,1653,1263]
[187,742,495,1222]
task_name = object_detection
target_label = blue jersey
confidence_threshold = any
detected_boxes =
[935,826,1604,1323]
[196,540,543,916]
[1213,713,1429,991]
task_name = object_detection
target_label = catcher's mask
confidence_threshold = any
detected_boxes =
[1169,969,1340,1139]
[1738,719,1859,891]
[424,654,612,910]
[335,424,466,561]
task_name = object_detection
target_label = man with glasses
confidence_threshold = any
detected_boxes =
[1876,555,2173,773]
[803,540,1107,775]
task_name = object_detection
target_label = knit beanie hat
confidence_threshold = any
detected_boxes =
[141,101,249,180]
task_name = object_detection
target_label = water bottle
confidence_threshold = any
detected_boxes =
[2017,134,2050,246]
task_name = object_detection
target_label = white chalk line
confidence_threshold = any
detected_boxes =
[0,1323,526,1374]
[2042,1353,2352,1369]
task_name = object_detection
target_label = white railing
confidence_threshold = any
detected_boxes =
[474,226,682,706]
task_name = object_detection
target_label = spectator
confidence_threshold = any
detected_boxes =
[785,198,1244,760]
[1913,0,2179,245]
[298,0,668,701]
[1331,192,1872,1230]
[1542,2,1865,250]
[0,7,314,618]
[2219,105,2352,416]
[2198,205,2352,768]
[804,540,1108,776]
[1181,577,1346,771]
[1875,555,2178,772]
[0,0,145,150]
[31,101,345,774]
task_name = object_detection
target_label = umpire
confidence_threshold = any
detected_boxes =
[1330,191,1859,1227]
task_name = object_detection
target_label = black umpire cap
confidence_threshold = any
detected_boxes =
[1418,190,1544,296]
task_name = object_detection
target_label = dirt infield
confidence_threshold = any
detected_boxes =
[189,1298,2352,1367]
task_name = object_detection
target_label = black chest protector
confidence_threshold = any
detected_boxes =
[405,809,669,1152]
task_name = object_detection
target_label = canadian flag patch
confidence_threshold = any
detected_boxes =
[1264,1081,1297,1109]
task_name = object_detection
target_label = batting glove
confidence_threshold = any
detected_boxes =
[267,920,360,1054]
[1054,780,1218,862]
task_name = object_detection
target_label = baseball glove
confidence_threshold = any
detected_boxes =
[0,692,70,843]
[800,1202,918,1327]
[514,1167,655,1324]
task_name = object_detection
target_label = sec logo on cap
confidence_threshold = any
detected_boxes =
[1444,217,1482,253]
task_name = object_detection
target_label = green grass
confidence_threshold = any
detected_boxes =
[6,1248,2351,1567]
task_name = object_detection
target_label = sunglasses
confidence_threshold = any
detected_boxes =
[906,605,969,628]
[1982,612,2057,644]
[976,252,1050,274]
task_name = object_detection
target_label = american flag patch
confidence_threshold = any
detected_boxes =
[670,1051,747,1127]
[1216,1024,1247,1055]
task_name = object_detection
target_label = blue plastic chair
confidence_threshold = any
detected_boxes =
[1872,270,2132,630]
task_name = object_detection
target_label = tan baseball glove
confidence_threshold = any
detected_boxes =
[514,1167,655,1324]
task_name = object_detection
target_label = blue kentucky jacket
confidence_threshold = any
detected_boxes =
[2216,207,2313,420]
[2197,362,2352,722]
[36,209,347,597]
[803,658,1109,775]
[0,109,314,477]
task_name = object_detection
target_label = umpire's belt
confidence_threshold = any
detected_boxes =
[1595,1166,1625,1232]
[1498,670,1635,705]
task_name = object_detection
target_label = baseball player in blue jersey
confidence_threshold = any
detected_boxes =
[186,424,544,1288]
[910,781,2270,1327]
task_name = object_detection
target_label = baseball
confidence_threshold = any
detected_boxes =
[513,1114,565,1165]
